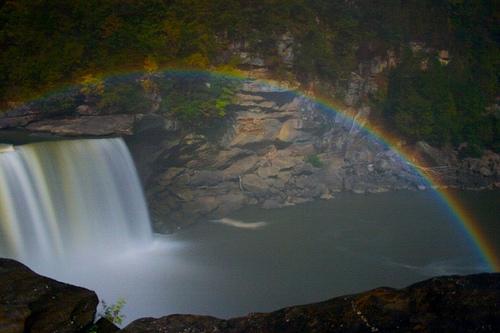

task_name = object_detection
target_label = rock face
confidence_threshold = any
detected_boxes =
[132,81,421,231]
[25,114,136,136]
[123,273,500,333]
[131,79,499,232]
[0,258,98,333]
[1,78,499,232]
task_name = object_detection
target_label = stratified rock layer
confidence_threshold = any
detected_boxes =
[123,273,500,333]
[0,258,98,333]
[26,114,136,136]
[1,78,499,232]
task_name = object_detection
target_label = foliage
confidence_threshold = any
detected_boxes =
[383,47,497,149]
[305,154,323,168]
[96,80,151,114]
[101,298,126,326]
[159,74,238,125]
[80,74,105,97]
[0,0,497,149]
[88,298,126,332]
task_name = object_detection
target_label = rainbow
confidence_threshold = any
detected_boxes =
[4,66,499,271]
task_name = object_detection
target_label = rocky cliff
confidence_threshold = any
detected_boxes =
[131,80,425,232]
[0,77,499,232]
[1,258,499,333]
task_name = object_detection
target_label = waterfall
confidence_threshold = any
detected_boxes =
[0,138,152,267]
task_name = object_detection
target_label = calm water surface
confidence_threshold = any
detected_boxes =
[41,190,499,324]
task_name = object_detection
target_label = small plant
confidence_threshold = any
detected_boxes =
[102,298,126,325]
[88,298,126,332]
[305,154,323,168]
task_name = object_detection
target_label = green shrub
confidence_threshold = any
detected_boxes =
[305,154,323,168]
[88,298,126,333]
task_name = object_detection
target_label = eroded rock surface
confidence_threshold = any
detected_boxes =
[25,114,136,136]
[132,82,425,231]
[0,258,98,333]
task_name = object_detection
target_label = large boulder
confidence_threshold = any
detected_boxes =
[0,258,98,333]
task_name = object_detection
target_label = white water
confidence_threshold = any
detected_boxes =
[0,138,494,326]
[0,138,152,270]
[211,217,267,229]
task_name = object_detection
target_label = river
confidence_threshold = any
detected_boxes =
[50,190,498,324]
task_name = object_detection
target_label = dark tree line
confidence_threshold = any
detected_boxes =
[1,0,498,150]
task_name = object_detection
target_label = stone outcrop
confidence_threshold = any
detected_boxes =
[0,258,98,333]
[1,77,498,232]
[129,78,498,232]
[411,142,500,190]
[0,106,44,129]
[134,81,425,231]
[122,273,500,333]
[25,114,136,136]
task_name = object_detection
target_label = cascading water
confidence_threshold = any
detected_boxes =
[0,138,152,268]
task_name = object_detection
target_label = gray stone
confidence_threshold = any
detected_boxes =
[26,115,136,136]
[242,174,269,193]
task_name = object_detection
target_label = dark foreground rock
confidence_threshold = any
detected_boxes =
[0,258,98,333]
[123,273,500,333]
[0,258,498,332]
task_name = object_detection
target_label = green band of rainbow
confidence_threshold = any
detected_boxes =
[6,67,499,271]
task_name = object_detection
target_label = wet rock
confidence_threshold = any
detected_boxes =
[0,258,98,333]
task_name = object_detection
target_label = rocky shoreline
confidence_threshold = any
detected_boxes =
[1,258,499,333]
[1,79,499,232]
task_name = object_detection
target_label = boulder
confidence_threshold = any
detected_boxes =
[0,258,98,333]
[277,119,302,142]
